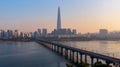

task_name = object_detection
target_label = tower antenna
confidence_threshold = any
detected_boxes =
[58,0,63,6]
[58,0,60,6]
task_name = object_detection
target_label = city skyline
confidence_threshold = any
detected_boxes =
[0,0,120,33]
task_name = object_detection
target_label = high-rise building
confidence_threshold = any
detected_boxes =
[14,30,19,39]
[7,30,13,39]
[38,29,41,36]
[57,6,61,30]
[33,31,38,39]
[99,29,108,35]
[99,29,108,39]
[72,29,77,34]
[20,32,24,39]
[1,30,6,39]
[42,28,47,36]
[51,6,77,36]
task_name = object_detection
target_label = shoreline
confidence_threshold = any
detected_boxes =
[0,38,120,42]
[0,39,34,42]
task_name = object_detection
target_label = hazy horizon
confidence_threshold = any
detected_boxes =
[0,0,120,33]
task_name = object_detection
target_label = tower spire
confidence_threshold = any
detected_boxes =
[57,6,61,30]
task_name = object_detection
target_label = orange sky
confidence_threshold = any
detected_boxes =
[0,0,120,33]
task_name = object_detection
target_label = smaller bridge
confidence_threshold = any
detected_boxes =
[37,40,120,67]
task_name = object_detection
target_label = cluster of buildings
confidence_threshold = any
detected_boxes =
[0,29,48,40]
[80,29,120,40]
[0,28,77,40]
[0,30,20,40]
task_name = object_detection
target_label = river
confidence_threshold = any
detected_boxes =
[0,41,68,67]
[1,41,120,67]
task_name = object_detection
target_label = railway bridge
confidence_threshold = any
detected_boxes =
[37,40,120,67]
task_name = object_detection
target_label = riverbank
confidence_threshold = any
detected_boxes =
[0,39,34,42]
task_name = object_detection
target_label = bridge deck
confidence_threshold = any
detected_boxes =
[39,40,120,64]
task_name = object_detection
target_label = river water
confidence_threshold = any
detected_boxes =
[0,41,68,67]
[1,41,120,67]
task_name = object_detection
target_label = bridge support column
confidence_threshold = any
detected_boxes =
[65,49,68,59]
[62,48,65,56]
[54,45,55,51]
[96,58,99,62]
[80,53,82,63]
[76,52,78,63]
[57,46,59,53]
[85,55,87,63]
[56,46,58,52]
[61,47,63,56]
[106,61,110,66]
[72,51,74,63]
[115,62,119,67]
[55,46,56,52]
[54,46,56,52]
[50,44,52,49]
[68,50,70,59]
[53,45,54,51]
[55,46,57,52]
[51,45,53,51]
[70,50,72,61]
[91,57,94,67]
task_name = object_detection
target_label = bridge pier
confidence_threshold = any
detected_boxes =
[55,46,57,52]
[76,52,79,63]
[51,45,53,51]
[96,58,99,62]
[63,48,65,56]
[56,46,58,52]
[70,50,72,61]
[90,57,94,67]
[51,44,52,49]
[106,61,110,66]
[57,46,59,53]
[52,45,54,51]
[55,46,56,52]
[65,49,68,59]
[61,47,63,55]
[72,51,75,63]
[53,45,55,51]
[114,62,119,67]
[80,53,82,63]
[85,54,87,63]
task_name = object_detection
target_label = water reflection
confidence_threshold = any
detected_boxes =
[0,41,68,67]
[99,41,108,44]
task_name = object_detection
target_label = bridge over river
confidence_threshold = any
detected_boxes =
[37,40,120,67]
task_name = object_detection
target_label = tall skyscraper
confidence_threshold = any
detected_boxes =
[57,6,61,30]
[42,28,47,36]
[51,6,77,36]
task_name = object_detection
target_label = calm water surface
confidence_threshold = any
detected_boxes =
[59,41,120,58]
[0,41,68,67]
[1,41,120,67]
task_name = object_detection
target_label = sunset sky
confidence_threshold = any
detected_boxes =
[0,0,120,33]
